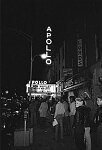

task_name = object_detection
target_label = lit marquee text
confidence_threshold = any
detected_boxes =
[46,26,52,65]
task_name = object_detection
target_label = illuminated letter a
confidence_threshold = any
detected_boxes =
[47,26,52,32]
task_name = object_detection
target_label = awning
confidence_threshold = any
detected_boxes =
[63,82,86,92]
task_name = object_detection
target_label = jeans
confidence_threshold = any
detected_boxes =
[31,112,37,126]
[63,116,70,135]
[74,125,85,150]
[84,127,91,150]
[97,124,102,150]
[55,114,64,140]
[70,115,75,137]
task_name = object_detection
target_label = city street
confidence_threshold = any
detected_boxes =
[2,1,102,150]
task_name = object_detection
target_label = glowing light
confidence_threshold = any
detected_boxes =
[15,111,19,114]
[40,53,47,59]
[5,90,9,94]
[4,103,7,106]
[4,124,6,128]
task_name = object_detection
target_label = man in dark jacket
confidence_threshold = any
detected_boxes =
[73,98,85,150]
[93,96,102,150]
[84,99,91,150]
[74,97,91,150]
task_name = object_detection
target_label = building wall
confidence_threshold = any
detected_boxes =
[59,43,65,80]
[98,5,102,58]
[46,1,102,86]
[90,60,102,104]
[85,1,102,67]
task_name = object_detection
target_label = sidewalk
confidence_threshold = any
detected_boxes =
[13,125,77,150]
[12,120,98,150]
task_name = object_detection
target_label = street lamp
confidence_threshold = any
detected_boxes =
[5,28,47,100]
[14,31,47,100]
[40,53,47,59]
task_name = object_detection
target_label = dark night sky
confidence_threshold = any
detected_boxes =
[1,0,100,93]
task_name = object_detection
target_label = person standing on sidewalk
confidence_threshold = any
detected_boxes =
[69,96,76,138]
[83,98,91,150]
[73,98,85,150]
[93,96,102,150]
[39,98,48,130]
[54,97,65,141]
[63,98,70,136]
[29,99,37,126]
[83,92,94,124]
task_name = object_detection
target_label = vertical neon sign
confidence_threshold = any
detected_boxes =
[46,26,52,65]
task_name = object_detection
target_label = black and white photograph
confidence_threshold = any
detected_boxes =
[1,0,102,150]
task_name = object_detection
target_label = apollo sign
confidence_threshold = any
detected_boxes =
[46,26,52,65]
[29,80,47,85]
[26,80,56,94]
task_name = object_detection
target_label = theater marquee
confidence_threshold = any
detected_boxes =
[26,80,56,95]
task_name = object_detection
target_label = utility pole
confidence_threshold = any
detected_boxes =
[6,28,47,101]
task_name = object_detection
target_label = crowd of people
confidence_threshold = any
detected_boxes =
[28,93,102,150]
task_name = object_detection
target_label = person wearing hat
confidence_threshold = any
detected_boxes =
[93,96,102,150]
